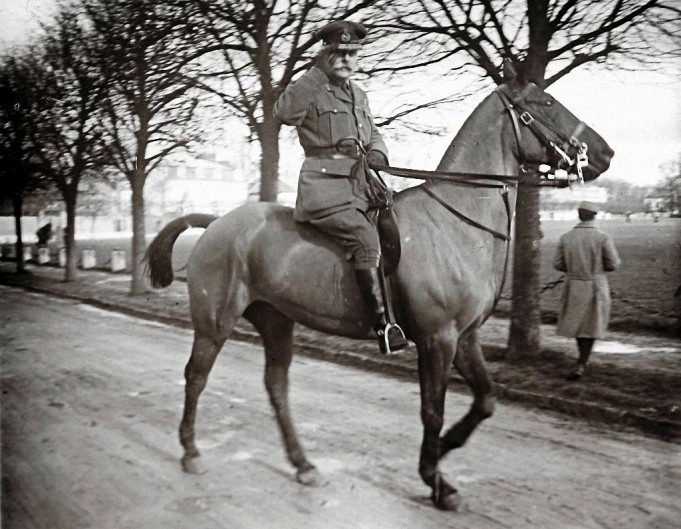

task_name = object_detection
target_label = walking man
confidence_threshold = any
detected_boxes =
[553,201,621,380]
[274,20,407,354]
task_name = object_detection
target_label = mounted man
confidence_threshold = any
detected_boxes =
[274,20,407,354]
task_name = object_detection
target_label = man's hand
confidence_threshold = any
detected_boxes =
[366,150,389,167]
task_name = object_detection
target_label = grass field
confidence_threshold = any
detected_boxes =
[23,216,681,335]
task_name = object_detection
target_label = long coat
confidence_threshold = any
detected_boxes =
[553,220,621,338]
[273,67,388,221]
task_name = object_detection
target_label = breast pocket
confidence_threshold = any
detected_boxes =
[315,101,353,145]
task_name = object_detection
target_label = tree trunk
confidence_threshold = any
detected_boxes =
[507,181,542,357]
[63,194,78,282]
[258,103,282,202]
[129,170,148,295]
[12,195,25,275]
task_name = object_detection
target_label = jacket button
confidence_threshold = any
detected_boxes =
[358,123,363,128]
[321,168,327,173]
[333,109,337,113]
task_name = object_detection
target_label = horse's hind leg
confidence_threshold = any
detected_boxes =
[440,329,495,456]
[417,326,462,511]
[244,301,324,487]
[179,331,226,474]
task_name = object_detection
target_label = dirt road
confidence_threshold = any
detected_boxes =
[2,286,679,529]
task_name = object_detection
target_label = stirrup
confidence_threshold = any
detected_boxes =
[377,322,408,355]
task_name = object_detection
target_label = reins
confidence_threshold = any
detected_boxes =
[350,83,588,314]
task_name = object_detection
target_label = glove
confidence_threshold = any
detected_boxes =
[366,150,388,167]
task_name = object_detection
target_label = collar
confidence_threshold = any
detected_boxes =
[311,67,354,103]
[576,220,597,228]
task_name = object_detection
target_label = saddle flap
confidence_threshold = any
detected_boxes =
[377,206,401,276]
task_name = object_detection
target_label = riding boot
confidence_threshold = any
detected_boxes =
[355,268,408,354]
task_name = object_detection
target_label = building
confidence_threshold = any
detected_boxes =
[540,184,609,220]
[146,152,250,222]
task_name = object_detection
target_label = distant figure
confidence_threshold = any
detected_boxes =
[36,222,52,247]
[553,202,621,380]
[625,211,631,223]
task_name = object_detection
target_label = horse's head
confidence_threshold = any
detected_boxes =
[499,61,614,182]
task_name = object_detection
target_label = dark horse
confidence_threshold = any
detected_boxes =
[145,64,613,510]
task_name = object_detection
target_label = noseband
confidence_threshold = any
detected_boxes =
[495,84,589,183]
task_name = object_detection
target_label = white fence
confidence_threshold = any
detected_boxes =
[1,243,127,273]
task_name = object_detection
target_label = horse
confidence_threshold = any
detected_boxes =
[144,62,613,511]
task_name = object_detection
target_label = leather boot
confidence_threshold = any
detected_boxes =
[355,268,408,354]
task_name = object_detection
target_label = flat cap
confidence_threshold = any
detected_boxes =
[315,21,367,50]
[578,201,599,213]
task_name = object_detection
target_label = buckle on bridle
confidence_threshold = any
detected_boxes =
[520,111,534,125]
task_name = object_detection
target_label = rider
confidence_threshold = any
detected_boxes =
[274,20,407,354]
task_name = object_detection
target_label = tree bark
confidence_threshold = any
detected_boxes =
[12,195,25,275]
[258,101,282,203]
[63,192,78,282]
[129,170,148,295]
[507,181,542,357]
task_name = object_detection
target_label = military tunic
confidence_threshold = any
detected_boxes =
[553,220,621,338]
[274,66,388,268]
[274,67,387,218]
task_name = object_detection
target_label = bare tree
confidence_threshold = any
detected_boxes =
[0,53,52,274]
[380,0,680,357]
[84,0,206,294]
[169,1,386,203]
[22,6,110,282]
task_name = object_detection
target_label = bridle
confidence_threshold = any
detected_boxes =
[495,83,589,183]
[334,81,593,243]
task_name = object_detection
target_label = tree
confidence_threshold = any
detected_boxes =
[657,152,681,214]
[381,0,680,357]
[170,1,382,203]
[598,178,649,214]
[0,52,52,274]
[25,5,109,282]
[85,0,206,294]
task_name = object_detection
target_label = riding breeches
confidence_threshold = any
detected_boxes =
[306,207,380,269]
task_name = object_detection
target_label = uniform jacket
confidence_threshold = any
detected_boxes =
[553,220,621,338]
[274,67,388,221]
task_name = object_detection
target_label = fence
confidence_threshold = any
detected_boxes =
[1,243,128,273]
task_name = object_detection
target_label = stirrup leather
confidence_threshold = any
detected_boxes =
[377,322,408,355]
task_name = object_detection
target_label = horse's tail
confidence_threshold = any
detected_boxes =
[144,213,218,288]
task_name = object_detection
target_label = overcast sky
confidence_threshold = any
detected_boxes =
[2,0,679,187]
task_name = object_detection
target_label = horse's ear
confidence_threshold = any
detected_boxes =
[502,59,518,83]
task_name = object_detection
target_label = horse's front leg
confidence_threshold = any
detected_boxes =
[417,327,462,511]
[440,329,496,456]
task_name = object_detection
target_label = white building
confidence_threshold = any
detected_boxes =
[146,152,250,220]
[540,185,610,220]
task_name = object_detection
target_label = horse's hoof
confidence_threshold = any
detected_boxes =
[182,456,206,475]
[434,491,464,511]
[296,466,327,487]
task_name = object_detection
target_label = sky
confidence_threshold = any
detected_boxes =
[2,0,679,188]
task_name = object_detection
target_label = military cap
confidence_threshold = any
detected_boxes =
[315,20,367,50]
[578,201,599,213]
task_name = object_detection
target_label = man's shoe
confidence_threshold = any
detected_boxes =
[566,363,586,380]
